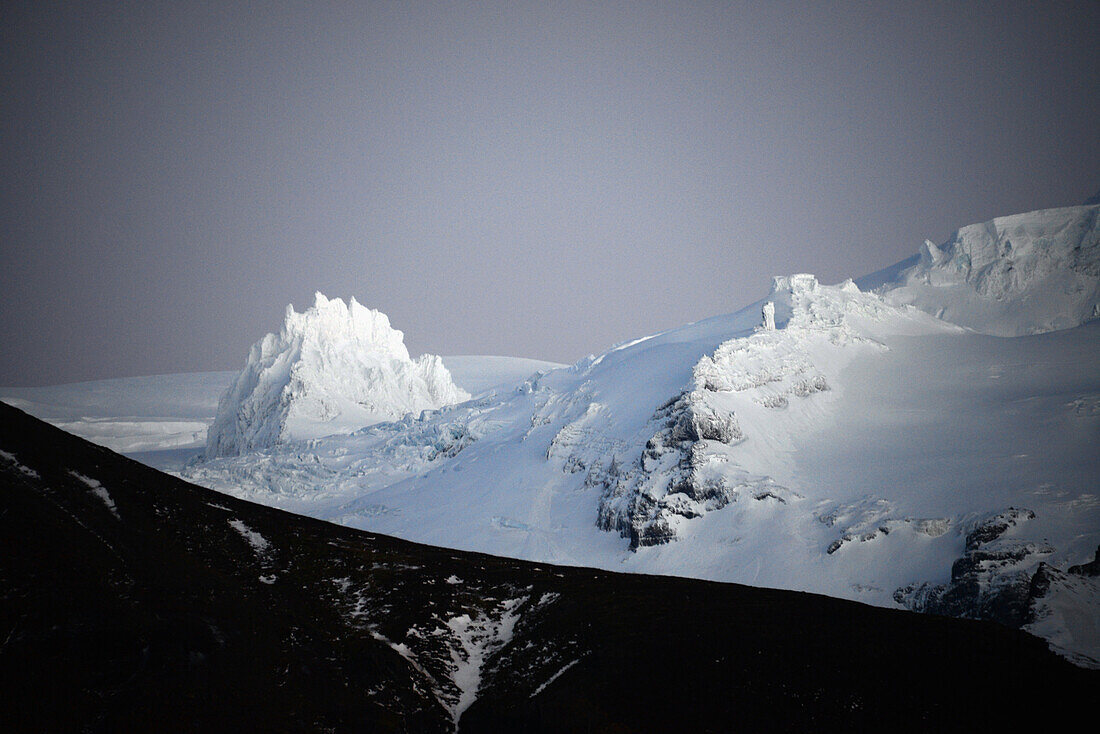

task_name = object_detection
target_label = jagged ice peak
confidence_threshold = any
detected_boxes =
[205,292,469,457]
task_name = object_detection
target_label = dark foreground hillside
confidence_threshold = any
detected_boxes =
[0,402,1093,732]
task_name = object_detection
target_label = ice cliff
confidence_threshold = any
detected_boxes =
[205,293,468,457]
[879,204,1100,335]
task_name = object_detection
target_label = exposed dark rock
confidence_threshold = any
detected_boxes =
[664,393,743,445]
[950,542,1049,580]
[595,392,753,549]
[1068,545,1100,577]
[1029,562,1057,599]
[826,524,896,555]
[965,507,1035,550]
[895,508,1056,629]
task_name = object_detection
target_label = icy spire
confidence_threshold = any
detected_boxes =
[205,294,469,457]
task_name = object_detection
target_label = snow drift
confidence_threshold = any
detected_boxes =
[205,293,469,457]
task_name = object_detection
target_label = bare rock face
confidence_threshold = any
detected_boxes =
[895,508,1051,628]
[965,507,1036,550]
[595,392,750,548]
[1068,545,1100,577]
[593,388,800,549]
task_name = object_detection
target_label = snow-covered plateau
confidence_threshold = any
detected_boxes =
[5,202,1099,666]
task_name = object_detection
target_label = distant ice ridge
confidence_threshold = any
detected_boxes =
[205,293,469,457]
[878,204,1100,335]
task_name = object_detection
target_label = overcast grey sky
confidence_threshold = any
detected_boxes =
[2,1,1097,385]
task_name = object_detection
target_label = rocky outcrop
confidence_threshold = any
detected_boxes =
[594,392,772,548]
[1068,545,1100,577]
[895,508,1051,628]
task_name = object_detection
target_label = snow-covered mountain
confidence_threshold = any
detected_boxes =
[177,202,1100,667]
[5,202,1098,667]
[873,205,1099,335]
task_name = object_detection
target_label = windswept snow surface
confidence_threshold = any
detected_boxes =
[205,293,470,457]
[182,204,1100,665]
[440,356,567,398]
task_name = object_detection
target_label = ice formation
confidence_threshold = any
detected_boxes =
[879,204,1100,335]
[761,301,775,331]
[205,293,469,457]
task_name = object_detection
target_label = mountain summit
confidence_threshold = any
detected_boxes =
[205,293,468,457]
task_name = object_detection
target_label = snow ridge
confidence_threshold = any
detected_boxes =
[592,275,917,547]
[206,293,468,457]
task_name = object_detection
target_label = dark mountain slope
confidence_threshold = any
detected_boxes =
[0,402,1093,732]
